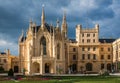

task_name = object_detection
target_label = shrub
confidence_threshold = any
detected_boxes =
[99,69,109,76]
[0,66,4,73]
[8,68,14,77]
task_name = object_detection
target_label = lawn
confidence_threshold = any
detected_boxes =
[0,76,120,83]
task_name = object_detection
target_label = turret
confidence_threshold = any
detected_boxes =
[95,24,99,32]
[7,49,10,55]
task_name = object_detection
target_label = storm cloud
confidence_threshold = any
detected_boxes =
[0,0,120,55]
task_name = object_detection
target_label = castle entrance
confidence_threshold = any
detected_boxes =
[33,62,40,73]
[45,63,50,73]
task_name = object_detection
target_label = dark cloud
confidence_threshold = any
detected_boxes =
[0,0,120,55]
[88,7,114,20]
[95,0,113,7]
[48,0,70,7]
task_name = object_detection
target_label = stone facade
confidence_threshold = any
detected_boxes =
[19,7,116,75]
[113,38,120,72]
[0,49,19,73]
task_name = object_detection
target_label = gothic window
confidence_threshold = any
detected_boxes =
[40,36,47,55]
[57,44,60,59]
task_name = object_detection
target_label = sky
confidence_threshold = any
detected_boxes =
[0,0,120,55]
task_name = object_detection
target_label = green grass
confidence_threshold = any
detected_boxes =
[0,76,120,83]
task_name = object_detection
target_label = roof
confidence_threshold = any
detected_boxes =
[99,39,116,43]
[0,52,6,55]
[34,23,54,33]
[69,39,76,43]
[19,36,26,42]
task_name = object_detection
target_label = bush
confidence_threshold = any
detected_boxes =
[99,69,109,76]
[0,66,4,73]
[8,68,14,76]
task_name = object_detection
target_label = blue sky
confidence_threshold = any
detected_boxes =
[0,0,120,55]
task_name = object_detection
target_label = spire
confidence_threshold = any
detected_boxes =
[63,11,66,24]
[21,29,24,36]
[41,4,45,28]
[62,11,67,31]
[19,29,24,42]
[29,18,33,27]
[61,10,67,38]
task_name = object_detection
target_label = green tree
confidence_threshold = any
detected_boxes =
[8,68,14,76]
[0,66,4,73]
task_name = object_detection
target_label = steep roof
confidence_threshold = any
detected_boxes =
[34,23,54,33]
[0,52,6,55]
[99,39,116,43]
[69,39,76,43]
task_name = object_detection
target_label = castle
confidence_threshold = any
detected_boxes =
[18,7,119,75]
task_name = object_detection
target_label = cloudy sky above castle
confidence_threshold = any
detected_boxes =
[0,0,120,55]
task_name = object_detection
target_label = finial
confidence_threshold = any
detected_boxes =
[95,24,99,29]
[56,18,59,28]
[33,22,36,27]
[29,18,33,27]
[21,29,24,37]
[22,29,24,35]
[29,18,32,23]
[42,4,45,7]
[41,4,45,28]
[50,21,53,26]
[63,10,66,23]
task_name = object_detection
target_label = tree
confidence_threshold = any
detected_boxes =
[0,66,4,73]
[8,68,14,76]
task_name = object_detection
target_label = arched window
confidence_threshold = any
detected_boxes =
[57,44,60,59]
[40,36,46,55]
[101,63,104,69]
[86,63,92,71]
[72,64,77,72]
[107,63,111,72]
